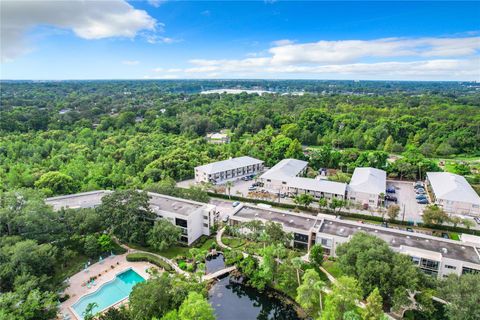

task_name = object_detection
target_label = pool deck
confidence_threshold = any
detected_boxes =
[59,253,155,320]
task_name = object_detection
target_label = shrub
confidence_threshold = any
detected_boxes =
[126,253,173,272]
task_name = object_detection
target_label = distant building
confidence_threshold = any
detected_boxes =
[194,156,264,184]
[45,190,216,245]
[206,132,230,144]
[229,204,480,278]
[347,167,386,208]
[426,172,480,216]
[260,158,308,193]
[288,177,347,200]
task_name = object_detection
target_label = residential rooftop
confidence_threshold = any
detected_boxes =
[348,167,386,195]
[45,190,113,210]
[232,204,319,231]
[195,156,263,174]
[260,158,308,182]
[427,172,480,205]
[46,190,207,217]
[319,219,480,265]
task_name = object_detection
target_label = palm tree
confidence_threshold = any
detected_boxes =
[291,257,304,286]
[225,181,233,199]
[313,279,326,314]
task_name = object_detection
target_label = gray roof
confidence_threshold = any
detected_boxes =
[46,190,207,217]
[260,158,308,182]
[195,156,263,174]
[348,167,386,195]
[45,190,113,210]
[232,204,319,231]
[427,172,480,205]
[319,219,480,265]
[289,177,347,195]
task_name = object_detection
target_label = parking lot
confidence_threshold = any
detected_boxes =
[386,180,427,223]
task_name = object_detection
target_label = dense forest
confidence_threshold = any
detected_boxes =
[1,80,479,195]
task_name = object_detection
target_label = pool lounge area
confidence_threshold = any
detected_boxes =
[60,254,154,320]
[71,268,145,319]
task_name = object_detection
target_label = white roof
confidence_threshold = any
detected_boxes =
[288,177,347,195]
[427,172,480,205]
[195,156,263,174]
[260,158,308,182]
[348,167,386,195]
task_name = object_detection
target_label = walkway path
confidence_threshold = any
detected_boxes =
[202,266,237,281]
[119,243,189,277]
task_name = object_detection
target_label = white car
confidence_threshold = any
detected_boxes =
[232,201,240,207]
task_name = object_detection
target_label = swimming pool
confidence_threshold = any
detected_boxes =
[71,268,145,319]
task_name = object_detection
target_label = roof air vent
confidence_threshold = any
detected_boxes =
[441,248,448,254]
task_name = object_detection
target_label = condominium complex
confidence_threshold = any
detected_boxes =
[288,177,347,200]
[426,172,480,216]
[347,167,387,208]
[260,158,308,193]
[194,156,264,184]
[45,190,216,245]
[229,203,480,278]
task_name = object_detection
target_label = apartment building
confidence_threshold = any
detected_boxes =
[347,167,386,208]
[229,204,480,278]
[194,156,264,184]
[426,172,480,216]
[288,177,347,200]
[260,158,308,193]
[45,190,216,246]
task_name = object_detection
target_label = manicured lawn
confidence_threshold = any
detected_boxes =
[323,260,343,279]
[127,236,216,259]
[222,236,247,248]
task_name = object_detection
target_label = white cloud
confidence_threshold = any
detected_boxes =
[148,0,167,8]
[170,36,480,80]
[146,35,180,44]
[271,39,294,46]
[1,0,157,62]
[122,60,140,65]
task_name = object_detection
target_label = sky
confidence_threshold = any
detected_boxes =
[1,0,479,81]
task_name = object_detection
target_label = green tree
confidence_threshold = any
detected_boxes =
[386,205,400,221]
[310,244,324,268]
[294,193,314,208]
[34,171,76,196]
[422,205,450,225]
[97,190,156,245]
[177,292,215,320]
[296,269,326,317]
[362,288,386,320]
[83,302,98,320]
[148,219,181,251]
[98,234,114,253]
[319,197,328,211]
[335,233,421,310]
[84,234,101,258]
[438,273,480,320]
[322,276,362,320]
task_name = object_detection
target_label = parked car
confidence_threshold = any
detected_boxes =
[385,194,397,202]
[386,186,396,193]
[232,201,240,207]
[475,217,480,224]
[441,232,449,239]
[417,198,428,204]
[248,186,257,191]
[406,227,414,232]
[414,181,424,188]
[222,215,230,223]
[415,194,427,200]
[415,188,426,194]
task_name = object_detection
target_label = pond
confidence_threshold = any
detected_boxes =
[205,253,226,274]
[209,274,303,320]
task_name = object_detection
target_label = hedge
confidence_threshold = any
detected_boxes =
[209,192,480,236]
[126,253,174,272]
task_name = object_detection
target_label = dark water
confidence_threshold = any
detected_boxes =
[205,253,226,274]
[209,274,302,320]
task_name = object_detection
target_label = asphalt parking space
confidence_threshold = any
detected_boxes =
[387,180,427,223]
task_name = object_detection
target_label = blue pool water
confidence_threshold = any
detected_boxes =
[72,268,145,319]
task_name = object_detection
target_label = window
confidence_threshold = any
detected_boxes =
[175,218,188,228]
[203,223,209,228]
[462,267,480,275]
[444,265,456,270]
[282,181,287,184]
[267,179,271,182]
[294,233,309,243]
